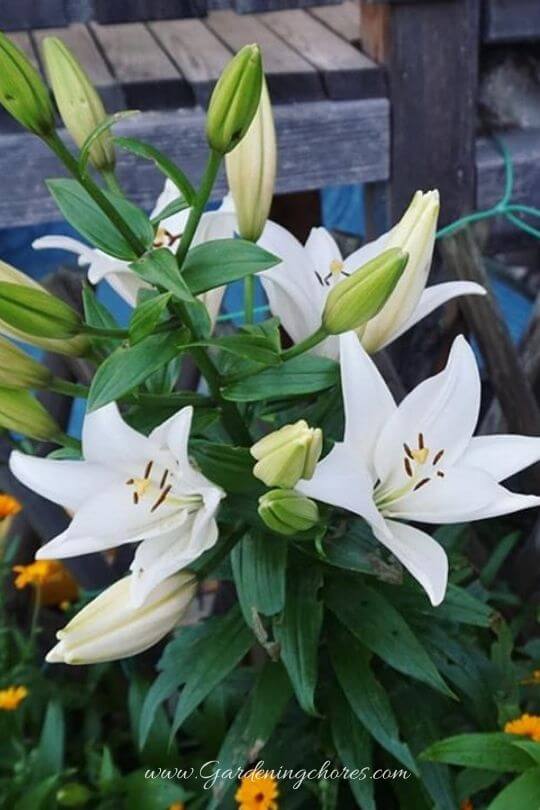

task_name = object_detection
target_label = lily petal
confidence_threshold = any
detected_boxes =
[304,227,342,270]
[374,336,480,491]
[339,332,396,473]
[373,518,448,606]
[342,230,389,274]
[9,450,119,512]
[377,281,486,349]
[83,403,167,474]
[32,235,97,266]
[461,435,540,482]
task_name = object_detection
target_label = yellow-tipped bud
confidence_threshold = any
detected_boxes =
[42,36,115,173]
[258,489,319,536]
[322,247,408,336]
[0,261,87,356]
[0,282,82,340]
[0,388,62,441]
[226,77,276,242]
[251,420,322,488]
[0,337,52,390]
[0,31,55,136]
[206,44,263,155]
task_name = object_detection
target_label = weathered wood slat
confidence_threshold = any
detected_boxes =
[90,22,192,109]
[205,10,325,102]
[0,98,389,228]
[476,130,540,212]
[33,24,125,111]
[309,1,360,42]
[150,18,231,107]
[0,0,66,31]
[235,0,341,14]
[93,0,206,24]
[261,9,384,100]
[482,0,540,43]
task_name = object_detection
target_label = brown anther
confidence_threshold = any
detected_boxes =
[160,469,169,488]
[126,478,134,485]
[144,460,154,479]
[413,477,430,491]
[404,457,413,477]
[436,471,445,478]
[314,271,325,286]
[432,449,445,465]
[133,492,139,505]
[150,484,172,513]
[418,432,425,450]
[403,443,414,460]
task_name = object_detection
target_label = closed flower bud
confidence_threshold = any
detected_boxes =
[0,388,62,441]
[46,571,197,665]
[322,247,408,336]
[226,77,276,242]
[0,261,87,356]
[251,420,322,488]
[258,489,319,535]
[0,31,55,136]
[0,282,82,340]
[206,44,263,154]
[42,37,115,173]
[0,337,52,389]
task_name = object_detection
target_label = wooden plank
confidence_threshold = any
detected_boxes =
[360,0,480,227]
[0,0,66,31]
[205,10,324,102]
[261,9,384,99]
[150,18,231,107]
[235,0,341,12]
[90,22,192,109]
[483,0,540,43]
[93,0,206,24]
[476,130,540,211]
[309,1,360,42]
[0,98,389,227]
[33,25,125,111]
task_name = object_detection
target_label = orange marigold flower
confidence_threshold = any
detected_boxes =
[0,494,21,519]
[504,713,540,742]
[460,800,473,810]
[168,804,185,810]
[0,685,28,710]
[13,560,79,606]
[236,771,278,810]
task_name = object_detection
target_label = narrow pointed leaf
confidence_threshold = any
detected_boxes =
[421,733,535,772]
[114,136,196,203]
[129,292,171,344]
[488,769,540,809]
[130,248,194,302]
[223,355,339,402]
[330,681,375,810]
[182,239,279,294]
[231,531,287,621]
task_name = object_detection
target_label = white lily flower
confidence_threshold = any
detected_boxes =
[9,403,224,606]
[258,190,485,359]
[33,180,237,325]
[47,571,196,664]
[298,333,540,606]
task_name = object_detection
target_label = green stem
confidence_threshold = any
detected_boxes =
[243,275,255,324]
[102,169,125,197]
[175,150,222,268]
[49,378,89,398]
[281,325,328,361]
[45,133,146,257]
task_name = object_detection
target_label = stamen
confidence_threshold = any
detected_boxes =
[314,271,325,286]
[160,469,169,488]
[437,471,445,478]
[418,432,425,450]
[133,492,139,505]
[126,478,134,485]
[413,477,430,491]
[404,457,413,477]
[330,259,344,275]
[432,449,445,465]
[150,484,172,513]
[403,443,414,460]
[144,460,154,479]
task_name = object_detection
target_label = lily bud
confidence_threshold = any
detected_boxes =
[42,37,115,173]
[225,77,276,242]
[0,31,55,137]
[0,337,52,389]
[0,282,82,340]
[206,44,263,154]
[259,489,319,535]
[251,420,322,488]
[46,571,197,664]
[322,247,408,336]
[0,388,62,441]
[0,262,87,356]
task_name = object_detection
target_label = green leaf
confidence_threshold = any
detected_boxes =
[330,681,375,810]
[325,578,453,698]
[190,441,261,494]
[511,740,540,765]
[82,284,118,330]
[14,776,59,810]
[130,248,194,303]
[149,196,188,225]
[79,110,139,174]
[182,239,279,294]
[488,768,540,810]
[421,733,535,772]
[198,333,281,366]
[34,700,64,780]
[129,292,171,344]
[481,531,521,588]
[208,662,292,809]
[223,355,339,402]
[328,621,417,773]
[273,566,323,715]
[88,329,186,410]
[171,605,253,738]
[47,178,154,259]
[123,769,190,810]
[128,677,175,767]
[114,136,196,204]
[231,531,288,622]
